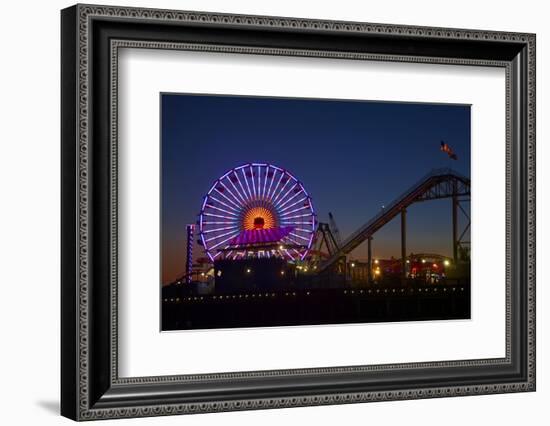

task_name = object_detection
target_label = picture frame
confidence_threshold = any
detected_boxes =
[61,3,536,421]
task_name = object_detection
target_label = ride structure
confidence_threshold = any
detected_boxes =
[176,166,470,290]
[318,168,470,281]
[198,163,317,262]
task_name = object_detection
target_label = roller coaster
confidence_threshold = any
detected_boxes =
[316,168,470,276]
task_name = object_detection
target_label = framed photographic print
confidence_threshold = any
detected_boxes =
[61,4,536,421]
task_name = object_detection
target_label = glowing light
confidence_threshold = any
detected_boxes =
[374,259,379,264]
[280,270,285,276]
[421,259,426,264]
[246,268,252,274]
[243,207,276,230]
[279,245,284,250]
[374,270,381,276]
[433,263,438,268]
[444,260,450,266]
[351,262,356,267]
[199,164,316,260]
[250,165,257,199]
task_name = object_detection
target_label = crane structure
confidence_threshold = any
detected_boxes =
[328,212,342,247]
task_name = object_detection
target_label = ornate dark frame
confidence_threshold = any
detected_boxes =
[61,4,536,421]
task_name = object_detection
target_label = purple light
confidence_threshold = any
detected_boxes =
[210,232,241,250]
[203,212,237,220]
[257,165,261,199]
[214,188,240,210]
[205,228,240,243]
[202,225,239,234]
[226,226,294,246]
[267,170,285,200]
[250,165,257,199]
[233,171,250,202]
[275,180,295,203]
[272,177,291,204]
[281,197,307,212]
[262,166,269,198]
[289,232,309,242]
[218,182,242,207]
[226,174,247,204]
[266,168,277,199]
[280,213,311,220]
[241,168,253,199]
[278,191,305,210]
[280,205,310,217]
[208,195,240,213]
[205,204,239,217]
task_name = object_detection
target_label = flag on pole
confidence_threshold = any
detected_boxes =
[440,141,458,160]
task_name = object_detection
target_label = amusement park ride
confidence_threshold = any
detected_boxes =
[176,163,471,292]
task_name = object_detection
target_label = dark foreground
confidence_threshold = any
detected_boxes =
[162,281,470,331]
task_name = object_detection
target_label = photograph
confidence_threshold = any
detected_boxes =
[161,94,472,330]
[56,2,536,421]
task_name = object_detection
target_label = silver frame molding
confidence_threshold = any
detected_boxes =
[61,4,536,421]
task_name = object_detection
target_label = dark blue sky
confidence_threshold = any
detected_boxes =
[161,94,470,283]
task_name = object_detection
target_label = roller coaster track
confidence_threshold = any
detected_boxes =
[319,168,470,271]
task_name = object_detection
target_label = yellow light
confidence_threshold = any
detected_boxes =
[374,259,379,264]
[200,272,205,277]
[304,268,308,272]
[279,245,284,250]
[406,260,410,264]
[246,268,251,273]
[374,270,381,275]
[421,259,426,264]
[243,207,276,230]
[444,260,450,266]
[351,263,356,268]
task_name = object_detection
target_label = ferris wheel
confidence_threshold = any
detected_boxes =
[198,163,316,262]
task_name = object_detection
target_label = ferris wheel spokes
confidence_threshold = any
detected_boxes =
[198,163,316,262]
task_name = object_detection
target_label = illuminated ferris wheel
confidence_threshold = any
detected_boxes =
[198,163,316,262]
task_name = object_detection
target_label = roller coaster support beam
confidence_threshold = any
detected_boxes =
[401,209,407,282]
[452,195,458,264]
[367,236,373,283]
